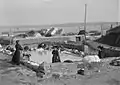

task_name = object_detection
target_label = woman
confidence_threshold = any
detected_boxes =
[23,46,31,61]
[97,46,105,59]
[52,46,61,63]
[12,40,23,65]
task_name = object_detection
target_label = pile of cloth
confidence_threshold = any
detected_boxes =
[83,55,101,63]
[1,45,15,55]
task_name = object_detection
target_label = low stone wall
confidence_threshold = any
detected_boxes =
[13,35,84,45]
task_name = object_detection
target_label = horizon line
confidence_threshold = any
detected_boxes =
[0,21,119,27]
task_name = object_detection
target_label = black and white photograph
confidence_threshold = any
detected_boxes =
[0,0,119,85]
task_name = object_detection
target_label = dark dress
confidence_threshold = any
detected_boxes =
[98,49,106,59]
[98,50,102,58]
[52,50,61,63]
[12,43,23,65]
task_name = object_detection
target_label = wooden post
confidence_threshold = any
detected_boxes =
[101,25,103,36]
[84,4,87,40]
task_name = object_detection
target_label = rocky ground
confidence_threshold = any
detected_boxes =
[0,52,120,85]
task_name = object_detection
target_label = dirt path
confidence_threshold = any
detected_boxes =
[0,52,120,85]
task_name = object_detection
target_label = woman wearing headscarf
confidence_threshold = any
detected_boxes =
[12,40,23,65]
[52,46,61,63]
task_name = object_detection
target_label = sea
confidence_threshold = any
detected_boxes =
[0,22,118,35]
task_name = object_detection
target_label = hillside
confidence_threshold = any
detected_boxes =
[0,22,118,28]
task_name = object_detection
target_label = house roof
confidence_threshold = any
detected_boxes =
[108,25,120,34]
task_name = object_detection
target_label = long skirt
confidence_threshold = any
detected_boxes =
[52,55,61,63]
[12,50,21,65]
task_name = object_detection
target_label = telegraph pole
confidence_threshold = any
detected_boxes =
[84,4,87,40]
[101,25,103,36]
[10,28,12,45]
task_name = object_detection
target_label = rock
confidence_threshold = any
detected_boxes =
[52,73,60,79]
[110,58,120,66]
[77,69,84,75]
[37,63,45,74]
[36,72,44,78]
[21,60,45,78]
[34,63,45,78]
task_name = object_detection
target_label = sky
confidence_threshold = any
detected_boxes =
[119,0,120,22]
[0,0,118,26]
